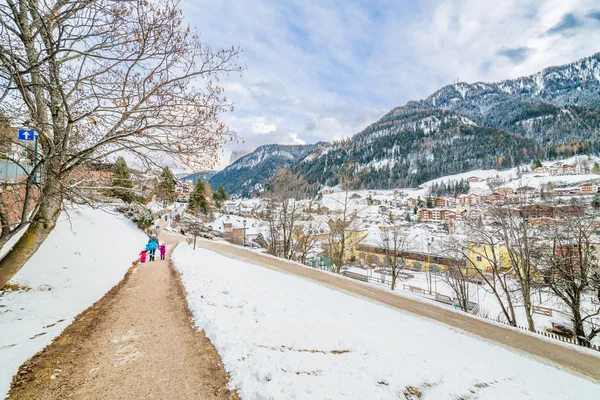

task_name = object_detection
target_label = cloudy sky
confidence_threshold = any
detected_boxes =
[181,0,600,168]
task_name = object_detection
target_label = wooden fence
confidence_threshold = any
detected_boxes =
[492,317,600,352]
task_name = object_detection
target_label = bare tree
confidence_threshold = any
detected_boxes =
[441,235,473,312]
[263,169,317,260]
[327,164,367,274]
[379,224,415,290]
[294,219,323,265]
[491,204,540,331]
[455,222,518,326]
[181,216,204,250]
[540,211,600,345]
[0,0,242,286]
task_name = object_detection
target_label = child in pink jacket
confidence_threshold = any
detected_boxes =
[159,244,166,260]
[139,250,147,263]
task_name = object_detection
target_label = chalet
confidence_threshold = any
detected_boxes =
[555,188,571,197]
[505,195,521,204]
[223,222,233,234]
[580,183,598,194]
[407,198,418,208]
[419,208,452,223]
[466,209,482,222]
[467,176,480,183]
[318,205,330,214]
[534,167,549,174]
[487,192,505,202]
[223,200,238,214]
[550,164,578,176]
[355,243,464,271]
[562,164,577,175]
[516,186,536,194]
[516,186,537,199]
[350,193,362,200]
[466,193,480,205]
[498,187,516,195]
[436,198,449,208]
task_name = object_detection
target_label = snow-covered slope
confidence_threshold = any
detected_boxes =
[0,206,148,398]
[173,245,600,399]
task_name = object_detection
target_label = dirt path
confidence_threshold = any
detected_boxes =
[9,232,238,399]
[197,239,600,384]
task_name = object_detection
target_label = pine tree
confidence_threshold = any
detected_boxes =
[189,179,209,214]
[531,159,542,170]
[426,196,434,208]
[157,166,176,206]
[592,193,600,209]
[112,156,134,203]
[213,185,229,208]
[593,162,600,175]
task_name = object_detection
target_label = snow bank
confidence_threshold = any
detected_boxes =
[0,206,147,398]
[173,244,600,400]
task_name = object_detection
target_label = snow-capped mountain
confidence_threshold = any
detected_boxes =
[292,52,600,189]
[181,170,216,185]
[214,52,600,195]
[209,144,319,197]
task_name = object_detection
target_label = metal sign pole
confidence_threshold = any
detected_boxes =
[33,133,38,183]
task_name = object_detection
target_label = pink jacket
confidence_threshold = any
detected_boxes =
[159,244,166,256]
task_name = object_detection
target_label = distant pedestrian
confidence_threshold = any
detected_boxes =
[139,250,147,263]
[164,215,168,222]
[159,244,166,260]
[146,237,158,261]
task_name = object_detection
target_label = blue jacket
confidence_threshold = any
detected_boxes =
[146,238,158,251]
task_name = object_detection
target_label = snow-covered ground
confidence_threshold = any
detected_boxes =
[343,266,600,346]
[0,206,147,398]
[173,244,600,399]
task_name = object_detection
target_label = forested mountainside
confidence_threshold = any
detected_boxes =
[291,52,600,189]
[208,143,319,197]
[182,170,216,185]
[212,53,600,195]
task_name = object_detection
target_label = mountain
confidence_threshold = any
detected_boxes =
[182,170,216,185]
[229,151,247,166]
[208,144,319,197]
[292,52,600,189]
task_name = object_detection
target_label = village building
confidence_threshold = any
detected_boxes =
[418,208,454,223]
[580,182,598,194]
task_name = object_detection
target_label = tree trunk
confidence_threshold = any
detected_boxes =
[0,199,10,241]
[0,179,62,288]
[571,296,586,345]
[523,296,535,331]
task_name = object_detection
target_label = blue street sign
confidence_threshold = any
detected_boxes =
[18,129,35,141]
[155,225,160,230]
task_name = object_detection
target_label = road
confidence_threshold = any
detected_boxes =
[197,238,600,383]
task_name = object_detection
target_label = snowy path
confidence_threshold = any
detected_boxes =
[0,206,147,398]
[194,239,600,384]
[8,232,237,400]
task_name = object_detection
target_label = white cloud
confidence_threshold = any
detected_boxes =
[181,0,600,170]
[252,122,277,134]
